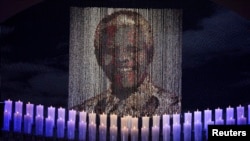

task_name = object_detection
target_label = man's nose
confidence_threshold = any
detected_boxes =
[116,49,131,63]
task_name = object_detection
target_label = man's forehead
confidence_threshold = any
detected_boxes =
[102,25,145,39]
[101,25,145,47]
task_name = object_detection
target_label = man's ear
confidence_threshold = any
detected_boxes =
[147,45,154,64]
[94,49,102,66]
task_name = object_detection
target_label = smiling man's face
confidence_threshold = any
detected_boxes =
[98,25,150,89]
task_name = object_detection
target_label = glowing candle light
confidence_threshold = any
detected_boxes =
[57,107,65,138]
[79,111,87,141]
[237,105,247,125]
[26,102,34,123]
[248,105,250,124]
[67,109,76,140]
[89,111,96,124]
[226,106,235,125]
[110,125,118,141]
[215,108,224,125]
[194,110,202,141]
[204,109,212,127]
[4,99,13,113]
[162,114,170,141]
[121,117,128,141]
[23,115,32,134]
[14,100,23,132]
[141,116,149,141]
[88,112,96,141]
[45,106,55,137]
[45,116,54,137]
[23,102,33,134]
[110,114,118,141]
[3,99,12,131]
[173,113,181,141]
[99,113,107,141]
[67,120,75,140]
[152,114,160,141]
[184,112,192,141]
[126,115,132,134]
[48,106,55,127]
[203,108,212,140]
[35,104,44,135]
[131,117,138,141]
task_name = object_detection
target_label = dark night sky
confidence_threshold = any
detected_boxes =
[0,0,250,113]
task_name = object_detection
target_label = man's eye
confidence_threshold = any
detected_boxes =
[104,48,115,54]
[127,46,143,52]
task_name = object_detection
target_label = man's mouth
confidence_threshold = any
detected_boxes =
[117,67,133,72]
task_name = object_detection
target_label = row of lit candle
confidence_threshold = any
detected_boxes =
[2,100,250,141]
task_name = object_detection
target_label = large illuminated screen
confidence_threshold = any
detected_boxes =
[68,7,182,117]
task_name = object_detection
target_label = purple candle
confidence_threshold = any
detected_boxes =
[24,103,32,134]
[110,113,118,141]
[152,126,160,141]
[237,105,247,125]
[141,116,149,141]
[152,115,160,141]
[184,112,192,141]
[14,100,23,132]
[24,114,32,134]
[204,109,212,140]
[23,102,34,134]
[4,99,13,113]
[215,108,224,125]
[162,114,170,141]
[110,114,117,127]
[79,110,87,140]
[48,106,55,127]
[173,113,181,141]
[110,125,117,141]
[88,122,96,141]
[141,126,149,141]
[121,126,128,141]
[57,117,65,138]
[3,99,12,131]
[99,123,107,141]
[15,100,23,114]
[89,111,96,124]
[226,106,235,125]
[35,115,44,135]
[194,110,202,141]
[67,120,75,140]
[45,117,54,137]
[248,105,250,124]
[26,102,34,124]
[162,124,170,141]
[88,111,96,141]
[99,113,107,141]
[36,104,44,117]
[79,120,87,141]
[69,109,76,121]
[204,109,212,127]
[67,109,76,139]
[126,115,132,133]
[131,117,138,141]
[35,104,44,135]
[79,111,87,123]
[57,107,65,138]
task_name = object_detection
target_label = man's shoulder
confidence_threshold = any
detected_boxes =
[154,85,180,98]
[72,90,110,111]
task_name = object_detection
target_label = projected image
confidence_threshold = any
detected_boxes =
[69,8,182,117]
